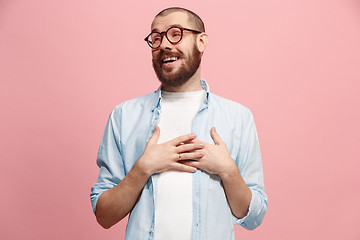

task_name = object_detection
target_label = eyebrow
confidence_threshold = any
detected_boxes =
[151,24,184,33]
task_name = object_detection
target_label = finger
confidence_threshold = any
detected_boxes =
[183,138,203,145]
[182,160,200,168]
[210,127,223,145]
[176,143,204,153]
[171,162,197,173]
[180,156,203,161]
[148,126,160,144]
[170,133,197,146]
[177,151,204,160]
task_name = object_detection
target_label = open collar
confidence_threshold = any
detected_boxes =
[151,79,210,112]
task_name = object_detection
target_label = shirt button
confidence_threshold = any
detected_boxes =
[149,228,153,233]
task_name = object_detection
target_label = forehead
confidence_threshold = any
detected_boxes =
[151,12,190,32]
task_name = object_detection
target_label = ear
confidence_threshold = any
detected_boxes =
[196,32,209,53]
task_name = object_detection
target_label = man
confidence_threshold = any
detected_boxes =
[91,7,267,240]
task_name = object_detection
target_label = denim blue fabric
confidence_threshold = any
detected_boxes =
[90,80,268,240]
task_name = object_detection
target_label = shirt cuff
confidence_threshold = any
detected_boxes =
[232,188,266,230]
[90,183,115,214]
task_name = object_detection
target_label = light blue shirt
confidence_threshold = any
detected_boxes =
[90,80,268,240]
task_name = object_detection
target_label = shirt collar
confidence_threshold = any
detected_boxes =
[151,80,210,111]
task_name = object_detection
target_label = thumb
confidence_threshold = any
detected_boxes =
[148,126,160,144]
[210,127,223,145]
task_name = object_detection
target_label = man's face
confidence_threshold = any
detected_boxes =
[150,12,202,88]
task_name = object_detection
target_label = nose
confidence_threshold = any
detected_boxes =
[159,35,173,50]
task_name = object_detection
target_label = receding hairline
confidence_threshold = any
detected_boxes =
[153,7,205,32]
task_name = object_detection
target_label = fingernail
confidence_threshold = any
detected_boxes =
[191,133,196,137]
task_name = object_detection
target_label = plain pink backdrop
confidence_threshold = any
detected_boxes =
[1,0,359,239]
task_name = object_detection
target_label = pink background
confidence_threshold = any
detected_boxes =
[1,0,359,239]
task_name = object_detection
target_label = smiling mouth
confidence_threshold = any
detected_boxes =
[162,56,180,64]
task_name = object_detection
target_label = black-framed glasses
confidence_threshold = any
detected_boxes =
[144,26,202,49]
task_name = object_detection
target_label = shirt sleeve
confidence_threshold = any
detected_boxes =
[90,105,125,214]
[232,109,268,230]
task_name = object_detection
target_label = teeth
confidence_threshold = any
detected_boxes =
[163,57,178,62]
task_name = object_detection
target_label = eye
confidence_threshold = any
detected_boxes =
[151,34,161,43]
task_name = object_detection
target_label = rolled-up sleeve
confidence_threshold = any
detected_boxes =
[90,105,125,214]
[233,109,268,230]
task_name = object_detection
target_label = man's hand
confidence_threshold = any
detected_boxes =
[96,126,204,229]
[137,126,205,176]
[184,127,237,177]
[185,127,252,219]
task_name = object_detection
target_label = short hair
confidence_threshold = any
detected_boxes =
[155,7,205,32]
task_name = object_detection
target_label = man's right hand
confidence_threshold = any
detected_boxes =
[95,126,203,229]
[137,126,204,176]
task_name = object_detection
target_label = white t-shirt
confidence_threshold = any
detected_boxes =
[154,89,206,240]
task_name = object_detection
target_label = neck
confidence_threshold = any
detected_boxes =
[161,67,202,92]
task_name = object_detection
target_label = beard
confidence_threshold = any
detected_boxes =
[152,44,202,88]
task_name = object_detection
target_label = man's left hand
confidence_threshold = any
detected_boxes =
[184,127,237,176]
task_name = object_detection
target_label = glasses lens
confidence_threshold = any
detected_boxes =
[167,27,182,43]
[148,33,162,48]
